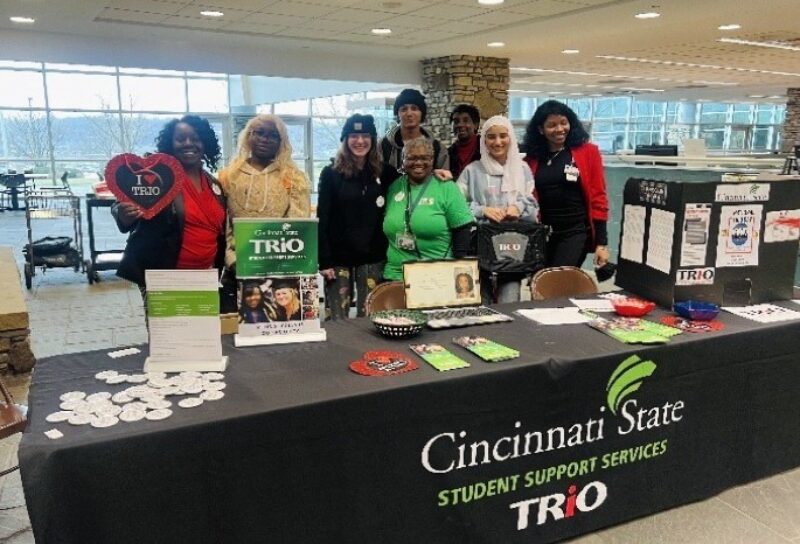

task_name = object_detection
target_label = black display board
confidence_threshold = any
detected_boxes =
[617,178,800,307]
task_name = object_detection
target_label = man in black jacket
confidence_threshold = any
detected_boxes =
[448,104,481,180]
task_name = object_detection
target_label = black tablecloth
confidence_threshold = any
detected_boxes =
[19,301,800,543]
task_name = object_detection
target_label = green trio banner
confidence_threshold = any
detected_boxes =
[234,218,318,278]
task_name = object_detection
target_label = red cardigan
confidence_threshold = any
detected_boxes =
[524,142,609,250]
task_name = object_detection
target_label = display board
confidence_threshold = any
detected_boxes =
[233,218,326,346]
[616,177,800,307]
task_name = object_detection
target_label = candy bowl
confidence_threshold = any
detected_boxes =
[673,300,720,321]
[370,310,427,339]
[611,297,656,317]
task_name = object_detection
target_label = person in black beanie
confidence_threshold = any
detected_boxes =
[380,88,449,184]
[317,114,387,320]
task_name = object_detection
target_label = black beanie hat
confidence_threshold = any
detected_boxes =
[340,114,377,142]
[393,88,427,121]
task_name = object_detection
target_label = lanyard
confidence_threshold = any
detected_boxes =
[404,177,432,233]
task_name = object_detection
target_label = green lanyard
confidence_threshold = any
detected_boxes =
[404,177,432,234]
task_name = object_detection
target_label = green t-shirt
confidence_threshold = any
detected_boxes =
[382,175,475,281]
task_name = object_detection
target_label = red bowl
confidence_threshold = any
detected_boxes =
[611,297,656,317]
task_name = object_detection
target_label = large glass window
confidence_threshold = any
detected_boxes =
[46,72,120,110]
[119,75,186,112]
[0,70,46,108]
[188,78,228,113]
[0,110,51,161]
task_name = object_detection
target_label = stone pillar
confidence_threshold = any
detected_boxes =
[421,55,510,143]
[782,88,800,153]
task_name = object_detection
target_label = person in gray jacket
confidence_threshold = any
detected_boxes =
[458,115,539,304]
[380,88,449,184]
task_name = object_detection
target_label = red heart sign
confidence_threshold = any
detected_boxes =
[104,153,184,220]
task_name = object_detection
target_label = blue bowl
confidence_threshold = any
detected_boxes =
[673,300,720,321]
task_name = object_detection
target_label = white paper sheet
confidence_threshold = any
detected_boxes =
[145,269,222,363]
[569,298,615,312]
[722,303,800,323]
[679,204,711,266]
[764,209,800,243]
[620,205,646,264]
[516,307,591,325]
[646,208,675,274]
[715,205,763,268]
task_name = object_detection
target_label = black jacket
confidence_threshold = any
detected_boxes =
[111,173,227,287]
[316,165,388,270]
[448,136,481,181]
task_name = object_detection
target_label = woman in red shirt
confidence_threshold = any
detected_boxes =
[113,115,227,296]
[522,100,610,269]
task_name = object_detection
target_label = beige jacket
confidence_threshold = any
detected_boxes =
[219,160,311,267]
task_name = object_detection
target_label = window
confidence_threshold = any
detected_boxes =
[188,78,229,113]
[119,75,186,112]
[0,70,46,108]
[0,110,51,160]
[46,72,120,110]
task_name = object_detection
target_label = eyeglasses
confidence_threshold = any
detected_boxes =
[404,155,433,164]
[251,129,281,141]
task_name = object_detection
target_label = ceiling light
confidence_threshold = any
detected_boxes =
[595,54,800,78]
[487,41,505,48]
[562,49,580,55]
[478,0,505,5]
[200,10,224,17]
[719,37,800,52]
[634,12,660,19]
[371,28,392,35]
[718,24,741,30]
[9,16,35,24]
[769,95,784,99]
[748,94,766,98]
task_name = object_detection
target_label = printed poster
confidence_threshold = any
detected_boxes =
[715,205,762,268]
[234,218,324,345]
[620,205,646,264]
[764,209,800,243]
[645,208,675,274]
[714,183,770,203]
[679,204,711,266]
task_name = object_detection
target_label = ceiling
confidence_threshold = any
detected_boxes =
[1,0,799,102]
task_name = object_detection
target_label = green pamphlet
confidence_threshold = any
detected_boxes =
[410,343,470,371]
[452,336,519,362]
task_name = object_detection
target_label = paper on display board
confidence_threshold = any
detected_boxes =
[645,208,675,274]
[145,269,223,363]
[715,205,763,268]
[679,204,711,267]
[620,204,646,264]
[714,183,770,203]
[764,209,800,243]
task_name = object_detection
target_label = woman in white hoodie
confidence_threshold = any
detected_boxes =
[457,115,539,304]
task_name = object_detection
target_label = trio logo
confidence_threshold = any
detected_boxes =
[509,481,608,530]
[606,354,657,415]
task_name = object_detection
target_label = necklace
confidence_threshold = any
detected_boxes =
[546,147,565,166]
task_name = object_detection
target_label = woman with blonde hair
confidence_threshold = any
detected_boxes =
[219,114,311,269]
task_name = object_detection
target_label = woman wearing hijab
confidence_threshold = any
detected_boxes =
[317,114,386,320]
[219,114,311,270]
[522,100,610,269]
[457,115,539,303]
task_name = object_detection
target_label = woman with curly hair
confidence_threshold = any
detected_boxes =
[522,100,610,269]
[112,115,227,291]
[219,114,311,270]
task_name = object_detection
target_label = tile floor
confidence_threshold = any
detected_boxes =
[1,206,799,543]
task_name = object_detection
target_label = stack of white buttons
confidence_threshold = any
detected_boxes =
[44,370,226,435]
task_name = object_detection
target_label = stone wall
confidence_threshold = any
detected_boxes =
[0,247,35,373]
[782,88,800,153]
[421,55,510,143]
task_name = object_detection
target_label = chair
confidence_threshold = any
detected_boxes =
[0,377,27,477]
[530,266,598,300]
[364,281,406,315]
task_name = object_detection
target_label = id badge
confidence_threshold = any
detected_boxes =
[396,232,417,251]
[564,164,579,182]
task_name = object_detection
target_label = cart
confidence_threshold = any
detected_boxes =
[22,189,85,289]
[84,194,124,284]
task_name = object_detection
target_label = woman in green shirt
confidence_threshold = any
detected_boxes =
[382,137,475,281]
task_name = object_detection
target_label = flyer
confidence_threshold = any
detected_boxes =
[620,204,646,264]
[234,218,325,346]
[645,208,675,274]
[715,205,763,268]
[764,209,800,243]
[144,269,227,371]
[679,204,711,266]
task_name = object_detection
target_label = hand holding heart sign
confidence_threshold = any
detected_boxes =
[104,153,184,220]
